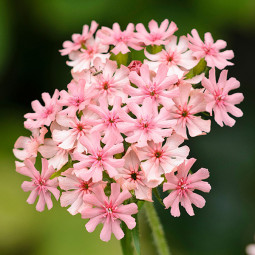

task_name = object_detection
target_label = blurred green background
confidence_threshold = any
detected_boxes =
[1,0,255,254]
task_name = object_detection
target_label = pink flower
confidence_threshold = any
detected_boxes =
[187,29,234,69]
[24,90,61,129]
[169,84,211,139]
[145,36,198,77]
[116,147,160,202]
[58,79,96,117]
[73,132,124,182]
[136,19,178,46]
[81,183,138,242]
[135,133,190,182]
[38,138,69,170]
[97,23,142,55]
[91,59,130,104]
[52,113,98,153]
[60,21,98,56]
[17,158,60,212]
[127,63,178,108]
[117,97,176,147]
[201,68,244,127]
[88,96,123,144]
[13,127,47,161]
[59,170,106,215]
[163,158,211,217]
[67,37,110,73]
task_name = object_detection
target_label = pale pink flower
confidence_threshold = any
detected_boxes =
[246,238,255,255]
[128,60,142,75]
[163,158,211,217]
[81,183,138,242]
[187,29,234,69]
[117,97,176,147]
[73,132,124,182]
[24,90,61,129]
[201,68,244,127]
[169,84,211,139]
[116,147,161,202]
[60,21,98,56]
[97,23,142,55]
[91,59,130,105]
[88,96,123,144]
[38,138,69,170]
[67,37,110,73]
[13,127,47,161]
[52,113,98,153]
[127,63,178,108]
[136,19,178,46]
[17,158,60,212]
[59,170,106,215]
[145,36,198,77]
[58,79,96,117]
[135,133,190,182]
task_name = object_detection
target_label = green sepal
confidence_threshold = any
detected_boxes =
[185,58,207,80]
[153,188,165,207]
[50,155,74,179]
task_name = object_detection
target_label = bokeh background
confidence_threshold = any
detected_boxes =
[1,0,255,254]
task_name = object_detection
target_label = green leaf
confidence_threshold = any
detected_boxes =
[132,214,141,255]
[153,188,165,207]
[110,52,129,67]
[50,156,73,179]
[120,223,135,255]
[185,58,207,79]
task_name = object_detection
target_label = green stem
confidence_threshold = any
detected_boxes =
[144,202,171,255]
[120,223,135,255]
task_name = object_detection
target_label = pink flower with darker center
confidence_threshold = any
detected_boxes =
[135,133,189,182]
[187,29,234,69]
[97,23,142,55]
[202,68,244,127]
[91,59,130,105]
[163,158,211,217]
[58,79,96,117]
[17,158,60,212]
[67,37,110,73]
[59,169,106,215]
[89,96,123,144]
[73,132,124,182]
[116,147,159,202]
[60,21,98,56]
[136,19,178,46]
[117,97,176,147]
[13,127,48,161]
[145,36,198,77]
[169,83,211,139]
[127,63,178,108]
[81,183,138,242]
[24,90,61,129]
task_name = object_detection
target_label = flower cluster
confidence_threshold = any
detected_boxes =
[14,19,243,242]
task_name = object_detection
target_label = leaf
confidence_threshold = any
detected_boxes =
[120,223,135,255]
[50,155,73,179]
[153,188,165,207]
[185,58,207,79]
[132,214,141,255]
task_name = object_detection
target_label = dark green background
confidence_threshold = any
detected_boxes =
[1,0,255,254]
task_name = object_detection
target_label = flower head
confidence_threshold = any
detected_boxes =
[202,68,244,127]
[187,29,234,69]
[17,158,60,212]
[81,183,138,242]
[163,158,211,217]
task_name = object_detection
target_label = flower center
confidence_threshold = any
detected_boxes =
[131,172,137,180]
[182,110,189,117]
[103,82,109,90]
[154,151,162,158]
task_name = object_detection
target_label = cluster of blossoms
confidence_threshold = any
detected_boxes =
[14,19,244,242]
